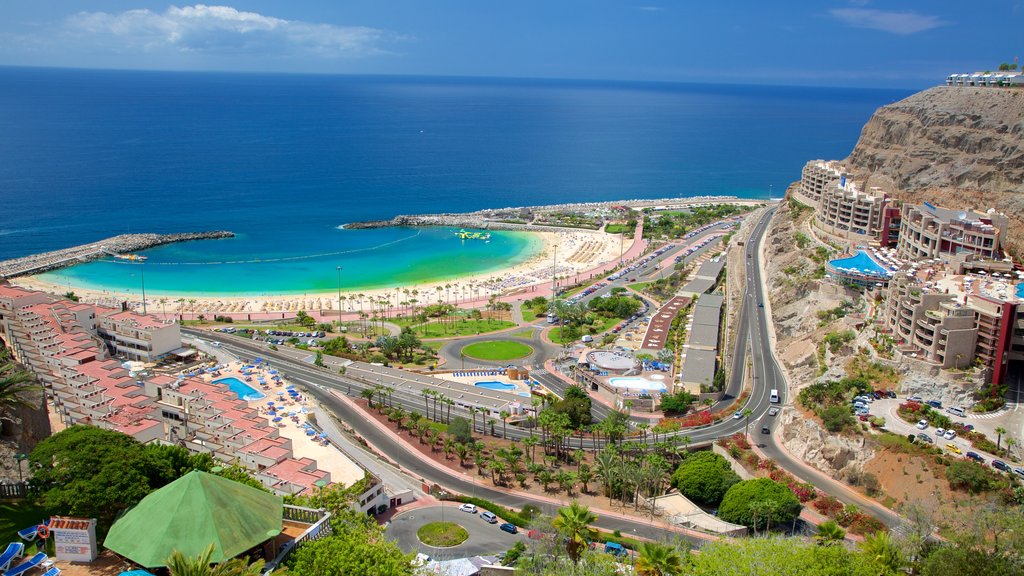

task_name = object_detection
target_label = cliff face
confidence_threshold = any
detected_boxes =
[844,86,1024,255]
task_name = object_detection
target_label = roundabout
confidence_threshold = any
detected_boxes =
[460,340,533,361]
[417,521,469,547]
[384,505,524,560]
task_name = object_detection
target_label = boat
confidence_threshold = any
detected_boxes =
[455,229,491,241]
[113,253,148,261]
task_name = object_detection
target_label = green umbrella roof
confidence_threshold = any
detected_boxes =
[104,470,283,568]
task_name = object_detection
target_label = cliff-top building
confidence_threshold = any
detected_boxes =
[895,203,1008,261]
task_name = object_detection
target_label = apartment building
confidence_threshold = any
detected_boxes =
[896,203,1008,261]
[879,270,1024,385]
[794,160,850,208]
[0,284,347,497]
[97,309,181,362]
[813,180,890,243]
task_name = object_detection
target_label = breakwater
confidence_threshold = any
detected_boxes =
[344,196,753,231]
[0,231,234,279]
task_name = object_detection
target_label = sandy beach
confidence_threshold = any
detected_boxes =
[13,226,633,318]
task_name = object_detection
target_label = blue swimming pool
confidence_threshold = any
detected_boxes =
[475,381,518,392]
[1017,283,1024,299]
[828,251,891,278]
[213,377,266,401]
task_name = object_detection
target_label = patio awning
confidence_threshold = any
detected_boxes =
[104,471,283,568]
[168,347,197,358]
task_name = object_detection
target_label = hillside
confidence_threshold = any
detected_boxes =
[843,86,1024,255]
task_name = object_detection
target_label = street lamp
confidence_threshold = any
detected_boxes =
[14,453,27,482]
[438,489,448,524]
[336,266,343,330]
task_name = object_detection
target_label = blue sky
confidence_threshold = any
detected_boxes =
[0,1,1020,87]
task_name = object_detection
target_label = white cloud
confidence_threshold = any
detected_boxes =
[829,8,947,35]
[64,4,397,57]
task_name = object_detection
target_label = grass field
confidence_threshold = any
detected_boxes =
[0,501,50,549]
[413,319,515,338]
[604,223,632,234]
[461,340,533,360]
[417,522,469,547]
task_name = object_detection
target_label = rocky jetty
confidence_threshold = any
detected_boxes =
[0,231,234,278]
[843,86,1024,255]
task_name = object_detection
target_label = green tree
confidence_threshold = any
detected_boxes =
[551,502,598,564]
[859,531,904,573]
[670,451,740,505]
[0,349,43,419]
[448,416,473,443]
[288,510,414,576]
[945,460,999,493]
[658,390,696,414]
[820,405,855,433]
[635,541,686,576]
[718,478,801,531]
[166,543,265,576]
[689,536,896,576]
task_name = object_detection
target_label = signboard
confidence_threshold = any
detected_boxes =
[51,517,98,562]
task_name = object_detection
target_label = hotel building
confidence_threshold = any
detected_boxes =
[878,269,1024,386]
[813,180,891,243]
[895,203,1008,261]
[794,160,850,208]
[0,283,392,503]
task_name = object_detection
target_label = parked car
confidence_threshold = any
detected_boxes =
[935,428,946,438]
[965,451,984,463]
[917,433,933,444]
[908,395,923,403]
[915,420,928,430]
[992,460,1010,472]
[925,399,943,409]
[946,443,962,455]
[499,523,518,534]
[886,391,897,399]
[1013,467,1024,480]
[480,511,498,524]
[943,430,957,440]
[459,504,477,514]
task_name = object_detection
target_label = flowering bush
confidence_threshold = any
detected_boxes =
[769,468,791,483]
[834,504,860,527]
[757,458,778,471]
[812,495,843,517]
[669,410,714,428]
[789,481,817,503]
[848,514,886,536]
[744,452,761,469]
[730,433,751,450]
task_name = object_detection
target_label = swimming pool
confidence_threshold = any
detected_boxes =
[475,381,518,392]
[608,377,667,392]
[827,251,890,278]
[1017,283,1024,299]
[213,377,266,401]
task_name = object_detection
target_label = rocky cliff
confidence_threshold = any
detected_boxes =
[843,86,1024,255]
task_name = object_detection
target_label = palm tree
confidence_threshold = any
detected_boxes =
[359,387,375,408]
[995,426,1007,451]
[815,520,846,546]
[455,442,470,466]
[577,463,594,494]
[594,450,618,504]
[500,410,511,438]
[165,543,264,576]
[742,408,752,438]
[522,435,538,463]
[0,359,42,419]
[552,502,599,565]
[859,530,906,572]
[635,541,685,576]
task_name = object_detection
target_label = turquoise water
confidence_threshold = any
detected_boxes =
[828,251,890,277]
[474,381,518,392]
[608,377,667,392]
[39,227,540,296]
[1018,284,1024,299]
[214,377,266,401]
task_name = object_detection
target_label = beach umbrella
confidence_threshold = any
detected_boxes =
[266,401,274,405]
[305,429,316,436]
[269,370,278,375]
[319,432,328,438]
[272,417,282,422]
[277,391,285,396]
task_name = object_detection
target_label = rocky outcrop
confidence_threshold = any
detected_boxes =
[778,407,873,481]
[0,392,51,482]
[843,86,1024,255]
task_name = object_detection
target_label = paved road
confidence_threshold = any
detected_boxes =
[385,505,525,560]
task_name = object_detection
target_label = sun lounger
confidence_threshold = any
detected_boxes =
[4,552,47,576]
[40,567,59,576]
[0,543,25,572]
[14,526,36,543]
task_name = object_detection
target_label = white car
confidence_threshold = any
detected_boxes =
[733,412,744,420]
[915,420,928,430]
[459,503,477,514]
[935,428,946,438]
[943,430,957,440]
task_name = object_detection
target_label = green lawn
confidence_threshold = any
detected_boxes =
[604,223,632,234]
[417,522,469,547]
[415,319,515,338]
[461,340,533,360]
[0,501,51,549]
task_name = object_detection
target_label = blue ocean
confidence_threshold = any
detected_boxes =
[0,67,914,293]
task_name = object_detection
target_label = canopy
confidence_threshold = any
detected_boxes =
[104,471,283,568]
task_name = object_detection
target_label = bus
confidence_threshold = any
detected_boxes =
[769,389,780,403]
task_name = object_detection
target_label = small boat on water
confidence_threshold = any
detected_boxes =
[113,253,148,261]
[455,229,491,240]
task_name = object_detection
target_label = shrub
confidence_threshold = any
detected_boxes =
[812,495,843,517]
[821,405,855,433]
[718,478,802,531]
[449,495,533,527]
[848,514,886,536]
[946,460,1001,494]
[671,451,740,505]
[448,417,473,444]
[835,504,860,527]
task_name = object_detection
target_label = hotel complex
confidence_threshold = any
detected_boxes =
[793,159,1023,388]
[0,283,390,509]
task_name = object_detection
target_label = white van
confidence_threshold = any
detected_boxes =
[581,335,594,343]
[947,406,966,418]
[769,389,780,403]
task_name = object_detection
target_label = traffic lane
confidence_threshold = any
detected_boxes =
[385,505,525,559]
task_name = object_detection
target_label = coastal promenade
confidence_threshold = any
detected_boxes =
[0,231,233,278]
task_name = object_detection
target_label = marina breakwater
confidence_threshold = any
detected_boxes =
[0,231,234,279]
